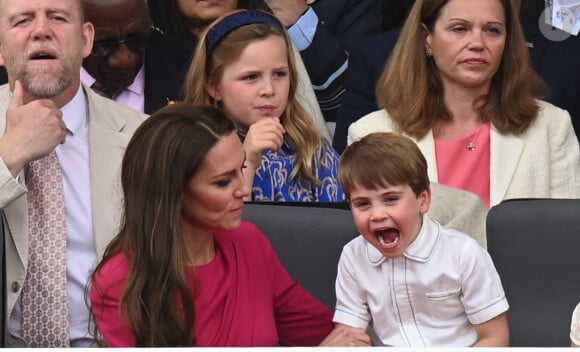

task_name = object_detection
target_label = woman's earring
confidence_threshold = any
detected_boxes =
[425,48,432,58]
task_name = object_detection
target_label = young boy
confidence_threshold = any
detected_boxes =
[333,132,509,347]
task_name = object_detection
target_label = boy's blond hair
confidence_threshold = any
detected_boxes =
[339,132,429,199]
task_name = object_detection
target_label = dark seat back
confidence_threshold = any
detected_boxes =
[242,202,356,309]
[486,198,580,346]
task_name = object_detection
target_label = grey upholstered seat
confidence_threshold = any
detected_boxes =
[242,202,356,310]
[487,198,580,346]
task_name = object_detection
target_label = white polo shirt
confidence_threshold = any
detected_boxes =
[333,215,509,347]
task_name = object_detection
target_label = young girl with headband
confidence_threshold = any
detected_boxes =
[185,10,344,202]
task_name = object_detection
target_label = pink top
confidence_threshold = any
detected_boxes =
[434,124,491,207]
[90,222,333,347]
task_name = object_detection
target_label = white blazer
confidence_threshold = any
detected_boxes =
[348,100,580,207]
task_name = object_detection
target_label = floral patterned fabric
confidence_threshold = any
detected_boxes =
[249,137,345,202]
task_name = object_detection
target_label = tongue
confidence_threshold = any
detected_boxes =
[383,229,399,243]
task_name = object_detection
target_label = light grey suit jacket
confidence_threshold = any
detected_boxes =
[429,182,488,248]
[348,100,580,207]
[0,84,145,340]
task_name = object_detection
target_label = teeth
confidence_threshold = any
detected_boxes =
[378,234,387,246]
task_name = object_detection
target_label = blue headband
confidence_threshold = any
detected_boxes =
[205,10,284,53]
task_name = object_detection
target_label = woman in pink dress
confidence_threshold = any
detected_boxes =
[89,103,369,347]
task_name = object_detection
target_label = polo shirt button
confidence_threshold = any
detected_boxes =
[11,281,20,293]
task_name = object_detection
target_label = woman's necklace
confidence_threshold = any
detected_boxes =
[434,121,484,151]
[466,126,483,151]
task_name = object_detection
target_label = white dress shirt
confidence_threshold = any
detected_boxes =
[9,85,97,347]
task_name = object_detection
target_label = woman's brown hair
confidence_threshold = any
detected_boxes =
[376,0,545,139]
[90,103,235,346]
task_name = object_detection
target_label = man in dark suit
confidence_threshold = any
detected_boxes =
[333,28,399,153]
[81,0,191,114]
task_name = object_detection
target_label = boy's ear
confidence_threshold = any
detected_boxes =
[419,186,431,214]
[205,79,222,102]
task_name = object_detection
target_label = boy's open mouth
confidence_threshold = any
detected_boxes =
[375,228,400,248]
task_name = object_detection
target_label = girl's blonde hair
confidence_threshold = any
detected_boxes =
[184,10,324,184]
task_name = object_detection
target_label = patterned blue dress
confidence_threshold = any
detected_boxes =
[248,137,345,202]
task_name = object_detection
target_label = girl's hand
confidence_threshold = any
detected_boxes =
[243,117,285,171]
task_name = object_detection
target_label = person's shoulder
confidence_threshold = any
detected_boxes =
[429,216,482,251]
[84,85,147,124]
[339,236,384,269]
[428,183,488,247]
[341,235,367,256]
[528,100,574,131]
[89,90,147,118]
[93,252,129,286]
[351,108,394,127]
[536,99,571,118]
[348,108,398,141]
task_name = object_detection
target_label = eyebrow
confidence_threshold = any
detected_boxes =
[448,18,505,26]
[213,168,236,179]
[7,7,71,23]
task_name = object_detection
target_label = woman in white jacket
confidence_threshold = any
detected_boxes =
[348,0,580,208]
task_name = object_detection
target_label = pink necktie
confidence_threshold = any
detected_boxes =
[22,150,69,347]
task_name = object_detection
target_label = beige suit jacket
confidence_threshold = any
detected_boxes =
[348,101,580,207]
[0,84,145,328]
[429,182,488,248]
